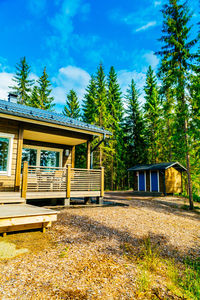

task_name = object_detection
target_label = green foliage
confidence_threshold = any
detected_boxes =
[29,67,54,110]
[124,79,147,168]
[168,258,200,299]
[10,56,34,105]
[36,67,54,110]
[82,75,97,124]
[144,66,161,163]
[63,90,80,119]
[156,0,198,208]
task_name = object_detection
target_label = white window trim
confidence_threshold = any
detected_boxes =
[138,171,146,192]
[0,132,14,176]
[23,145,63,167]
[150,170,160,192]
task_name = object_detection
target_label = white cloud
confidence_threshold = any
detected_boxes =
[143,51,159,69]
[154,1,162,7]
[0,72,14,100]
[52,65,90,105]
[135,21,157,32]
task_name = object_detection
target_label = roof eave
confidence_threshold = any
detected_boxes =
[0,109,112,137]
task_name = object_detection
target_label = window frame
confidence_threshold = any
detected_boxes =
[0,132,14,176]
[22,145,63,168]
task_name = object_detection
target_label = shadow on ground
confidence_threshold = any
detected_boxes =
[104,191,200,222]
[56,210,199,262]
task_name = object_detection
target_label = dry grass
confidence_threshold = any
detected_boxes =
[0,192,199,299]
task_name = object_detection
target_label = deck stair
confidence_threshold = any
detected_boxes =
[0,192,25,204]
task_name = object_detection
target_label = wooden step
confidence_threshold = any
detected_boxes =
[0,192,25,204]
[0,198,26,204]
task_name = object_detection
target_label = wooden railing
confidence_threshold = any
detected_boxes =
[71,168,101,191]
[21,163,104,199]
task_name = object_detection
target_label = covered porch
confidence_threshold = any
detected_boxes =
[13,124,105,205]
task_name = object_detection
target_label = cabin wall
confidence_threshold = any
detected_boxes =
[165,167,182,194]
[0,118,19,191]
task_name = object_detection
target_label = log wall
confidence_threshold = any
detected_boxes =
[0,118,19,191]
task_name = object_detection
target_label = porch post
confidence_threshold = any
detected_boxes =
[71,146,75,168]
[100,166,104,197]
[65,165,71,205]
[21,161,28,199]
[86,141,91,170]
[15,125,24,191]
[84,141,91,204]
[97,166,104,205]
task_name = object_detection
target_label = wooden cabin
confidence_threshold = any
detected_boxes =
[128,162,187,195]
[0,98,111,235]
[0,99,111,204]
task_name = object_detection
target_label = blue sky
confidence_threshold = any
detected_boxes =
[0,0,198,111]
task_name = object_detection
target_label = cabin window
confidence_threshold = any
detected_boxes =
[22,145,62,169]
[0,133,14,176]
[22,148,37,167]
[40,150,60,167]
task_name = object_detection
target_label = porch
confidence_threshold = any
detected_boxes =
[21,163,104,205]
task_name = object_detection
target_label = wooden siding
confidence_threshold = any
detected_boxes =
[165,167,182,194]
[0,118,19,191]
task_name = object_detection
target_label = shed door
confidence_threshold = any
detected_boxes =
[151,171,158,192]
[139,171,145,191]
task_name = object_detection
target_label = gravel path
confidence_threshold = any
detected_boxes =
[0,192,199,299]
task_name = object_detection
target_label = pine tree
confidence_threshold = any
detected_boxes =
[144,66,161,163]
[124,79,147,167]
[63,90,80,119]
[31,67,54,110]
[10,57,34,105]
[82,75,97,124]
[156,0,197,209]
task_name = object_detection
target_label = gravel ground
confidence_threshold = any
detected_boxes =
[0,192,199,299]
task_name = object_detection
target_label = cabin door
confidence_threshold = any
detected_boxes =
[151,171,159,192]
[138,171,145,191]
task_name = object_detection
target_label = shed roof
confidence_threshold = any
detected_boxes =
[128,162,187,172]
[0,99,111,136]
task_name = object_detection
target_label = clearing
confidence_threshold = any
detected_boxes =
[0,192,199,299]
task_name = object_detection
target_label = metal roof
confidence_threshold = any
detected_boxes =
[128,162,187,172]
[0,99,111,136]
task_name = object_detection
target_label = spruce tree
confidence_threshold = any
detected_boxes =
[95,64,108,166]
[107,66,123,189]
[82,75,97,124]
[124,79,147,167]
[144,66,161,164]
[10,57,34,105]
[33,67,54,110]
[156,0,197,209]
[30,86,39,107]
[63,90,80,119]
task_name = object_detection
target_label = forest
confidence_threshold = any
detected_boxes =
[9,0,200,209]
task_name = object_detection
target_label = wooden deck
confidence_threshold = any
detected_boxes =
[0,204,57,236]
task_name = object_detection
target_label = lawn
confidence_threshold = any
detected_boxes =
[0,192,199,299]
